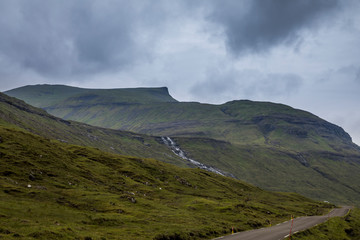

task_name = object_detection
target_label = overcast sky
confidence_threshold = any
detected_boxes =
[1,0,360,145]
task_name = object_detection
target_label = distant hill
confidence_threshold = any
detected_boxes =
[5,84,177,108]
[4,84,360,205]
[6,85,357,152]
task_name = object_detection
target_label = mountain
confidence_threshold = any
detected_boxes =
[0,114,332,239]
[4,84,177,108]
[0,92,188,167]
[5,84,360,206]
[6,85,358,152]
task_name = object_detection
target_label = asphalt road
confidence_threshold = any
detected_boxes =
[213,206,351,240]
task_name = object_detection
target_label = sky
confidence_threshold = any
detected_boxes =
[0,0,360,145]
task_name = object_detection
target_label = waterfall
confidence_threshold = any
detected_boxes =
[161,136,225,176]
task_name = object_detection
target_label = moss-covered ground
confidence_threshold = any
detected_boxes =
[3,90,360,206]
[4,86,360,207]
[0,126,333,239]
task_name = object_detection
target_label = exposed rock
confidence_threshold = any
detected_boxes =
[286,128,308,138]
[128,197,136,203]
[174,175,192,187]
[134,136,144,143]
[35,186,47,190]
[288,153,309,167]
[29,174,36,181]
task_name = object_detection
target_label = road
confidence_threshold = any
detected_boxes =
[213,206,351,240]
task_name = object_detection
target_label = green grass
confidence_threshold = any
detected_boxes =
[4,84,90,108]
[2,89,360,206]
[0,92,188,167]
[8,85,357,154]
[3,86,359,239]
[292,208,360,239]
[6,85,358,155]
[0,126,333,239]
[175,137,360,206]
[5,84,177,108]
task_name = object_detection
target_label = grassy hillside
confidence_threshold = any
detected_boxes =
[175,137,360,205]
[4,85,360,206]
[0,125,333,239]
[6,85,357,153]
[5,84,177,108]
[0,92,188,168]
[4,84,90,108]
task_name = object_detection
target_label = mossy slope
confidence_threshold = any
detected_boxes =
[4,86,360,206]
[175,137,360,206]
[7,85,357,153]
[4,84,177,108]
[0,126,332,239]
[0,92,188,168]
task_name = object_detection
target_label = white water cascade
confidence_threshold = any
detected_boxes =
[161,136,225,176]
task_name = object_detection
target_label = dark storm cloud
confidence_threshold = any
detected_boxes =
[207,0,340,55]
[0,0,170,78]
[0,0,343,80]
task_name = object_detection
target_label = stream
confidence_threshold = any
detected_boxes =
[161,136,226,176]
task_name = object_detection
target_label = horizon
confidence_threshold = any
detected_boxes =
[0,0,359,145]
[4,82,360,146]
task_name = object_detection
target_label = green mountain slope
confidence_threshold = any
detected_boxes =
[5,84,177,108]
[6,85,357,152]
[175,137,360,205]
[0,125,332,239]
[0,92,187,167]
[4,85,360,206]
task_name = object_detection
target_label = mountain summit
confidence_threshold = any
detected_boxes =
[5,84,177,108]
[5,84,360,205]
[1,90,336,239]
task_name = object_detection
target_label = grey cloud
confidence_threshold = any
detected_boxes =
[0,0,344,81]
[350,66,360,83]
[191,66,303,103]
[0,0,171,78]
[351,119,360,146]
[256,73,303,97]
[207,0,340,55]
[325,65,360,87]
